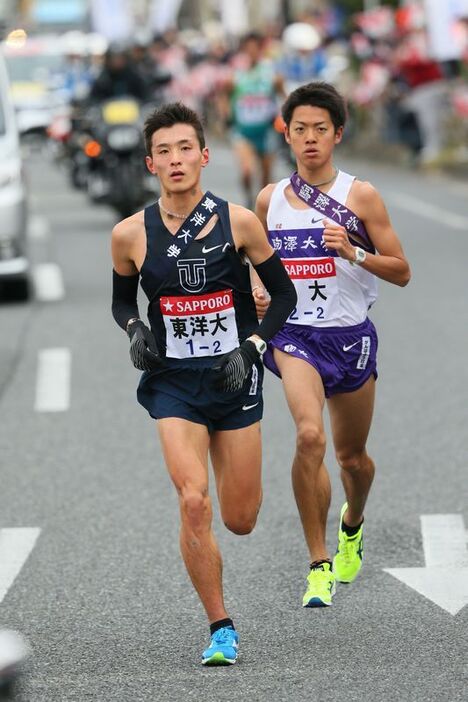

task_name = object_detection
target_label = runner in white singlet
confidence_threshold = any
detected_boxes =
[252,82,411,607]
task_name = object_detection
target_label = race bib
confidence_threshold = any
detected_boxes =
[160,289,239,359]
[283,257,341,324]
[236,95,275,125]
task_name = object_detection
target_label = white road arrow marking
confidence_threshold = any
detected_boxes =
[0,528,41,604]
[384,514,468,615]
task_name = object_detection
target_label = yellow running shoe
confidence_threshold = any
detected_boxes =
[333,502,364,583]
[302,561,336,607]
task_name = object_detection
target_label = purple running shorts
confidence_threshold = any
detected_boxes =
[263,318,378,398]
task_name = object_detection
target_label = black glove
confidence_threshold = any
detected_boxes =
[127,319,163,371]
[211,340,259,393]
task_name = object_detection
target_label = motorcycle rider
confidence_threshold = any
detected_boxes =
[130,33,172,102]
[89,41,149,103]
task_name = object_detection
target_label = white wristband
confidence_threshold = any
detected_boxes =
[350,247,367,266]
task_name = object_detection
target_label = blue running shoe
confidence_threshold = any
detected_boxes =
[202,626,239,666]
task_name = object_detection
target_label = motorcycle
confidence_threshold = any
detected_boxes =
[72,97,158,218]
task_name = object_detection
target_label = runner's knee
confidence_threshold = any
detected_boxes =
[296,423,326,461]
[336,449,367,474]
[222,498,261,535]
[224,515,256,536]
[179,489,211,531]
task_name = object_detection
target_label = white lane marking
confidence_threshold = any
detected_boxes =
[35,348,71,412]
[388,192,468,231]
[32,263,65,302]
[28,215,50,241]
[384,514,468,615]
[0,528,41,604]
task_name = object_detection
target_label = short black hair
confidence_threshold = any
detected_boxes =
[143,102,205,156]
[241,31,263,45]
[281,82,347,132]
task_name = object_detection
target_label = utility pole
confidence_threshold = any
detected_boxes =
[280,0,293,26]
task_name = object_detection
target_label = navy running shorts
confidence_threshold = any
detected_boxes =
[263,318,378,398]
[137,361,264,433]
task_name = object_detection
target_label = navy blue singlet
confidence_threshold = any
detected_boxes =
[139,196,258,368]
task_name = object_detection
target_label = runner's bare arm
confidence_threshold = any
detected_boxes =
[111,214,144,275]
[324,182,411,287]
[274,73,286,100]
[250,186,277,317]
[222,74,235,100]
[255,184,275,233]
[229,202,274,265]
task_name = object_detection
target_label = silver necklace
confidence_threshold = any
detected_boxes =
[308,168,337,188]
[158,197,188,220]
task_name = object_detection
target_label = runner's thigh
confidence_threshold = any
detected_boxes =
[210,422,262,517]
[158,417,210,493]
[274,349,325,427]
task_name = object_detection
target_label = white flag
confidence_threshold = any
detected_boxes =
[150,0,184,33]
[220,0,249,36]
[90,0,134,42]
[424,0,462,60]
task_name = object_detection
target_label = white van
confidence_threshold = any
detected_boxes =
[0,47,29,299]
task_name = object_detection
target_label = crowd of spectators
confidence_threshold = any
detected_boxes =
[108,2,468,168]
[9,2,468,168]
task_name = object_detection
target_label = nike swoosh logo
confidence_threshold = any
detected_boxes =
[311,217,323,224]
[242,402,259,411]
[342,341,360,352]
[201,243,224,254]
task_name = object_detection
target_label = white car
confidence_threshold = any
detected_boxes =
[0,48,29,299]
[3,35,65,137]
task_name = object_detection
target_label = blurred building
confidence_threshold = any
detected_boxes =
[2,0,89,33]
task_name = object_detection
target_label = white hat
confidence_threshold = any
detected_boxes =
[282,22,321,52]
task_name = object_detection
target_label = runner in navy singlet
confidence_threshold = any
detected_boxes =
[111,103,295,665]
[252,82,411,607]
